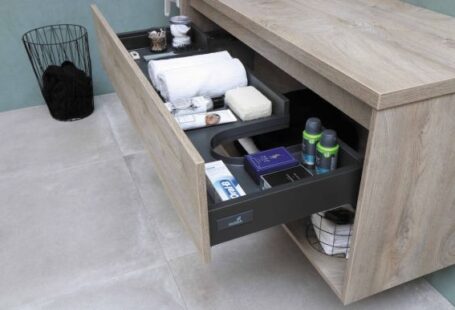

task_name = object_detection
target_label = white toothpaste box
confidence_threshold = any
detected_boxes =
[205,160,246,202]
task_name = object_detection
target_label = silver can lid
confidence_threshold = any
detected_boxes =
[170,15,191,25]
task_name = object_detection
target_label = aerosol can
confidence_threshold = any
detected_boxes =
[301,117,322,168]
[315,129,339,175]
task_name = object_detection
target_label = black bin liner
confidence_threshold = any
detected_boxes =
[22,24,94,121]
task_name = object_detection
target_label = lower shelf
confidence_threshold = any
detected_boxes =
[283,220,347,299]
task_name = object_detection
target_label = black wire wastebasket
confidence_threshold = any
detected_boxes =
[22,24,94,121]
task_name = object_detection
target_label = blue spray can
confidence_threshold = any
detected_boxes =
[315,129,339,175]
[302,117,322,168]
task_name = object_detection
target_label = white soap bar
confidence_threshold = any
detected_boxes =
[224,86,272,121]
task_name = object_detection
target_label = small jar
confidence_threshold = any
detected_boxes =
[170,15,191,27]
[170,15,192,49]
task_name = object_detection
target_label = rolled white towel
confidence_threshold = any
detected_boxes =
[158,58,248,102]
[147,51,232,91]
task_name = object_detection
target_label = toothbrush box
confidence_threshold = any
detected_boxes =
[205,160,246,202]
[244,147,299,184]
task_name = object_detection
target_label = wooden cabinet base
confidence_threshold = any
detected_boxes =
[92,0,455,304]
[344,95,455,303]
[187,0,455,304]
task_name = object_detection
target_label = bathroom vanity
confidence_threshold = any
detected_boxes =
[92,0,455,304]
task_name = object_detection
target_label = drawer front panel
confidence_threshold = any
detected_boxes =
[91,5,211,262]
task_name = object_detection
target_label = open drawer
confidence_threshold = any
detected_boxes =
[91,5,362,262]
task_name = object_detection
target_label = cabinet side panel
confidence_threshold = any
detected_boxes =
[344,94,455,303]
[181,0,218,31]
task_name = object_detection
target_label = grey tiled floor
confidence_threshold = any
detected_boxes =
[0,93,453,310]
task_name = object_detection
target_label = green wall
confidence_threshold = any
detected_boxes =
[405,0,455,16]
[0,0,173,112]
[427,267,455,306]
[404,2,455,305]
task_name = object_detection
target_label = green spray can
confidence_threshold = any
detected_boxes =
[301,117,322,168]
[315,129,339,175]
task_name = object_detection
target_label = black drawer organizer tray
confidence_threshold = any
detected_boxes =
[119,27,363,246]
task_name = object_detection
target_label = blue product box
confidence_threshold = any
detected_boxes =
[244,147,299,184]
[205,160,246,202]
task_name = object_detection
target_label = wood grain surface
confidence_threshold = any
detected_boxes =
[283,221,347,299]
[91,5,211,262]
[344,94,455,303]
[195,0,455,110]
[191,0,372,128]
[181,0,218,32]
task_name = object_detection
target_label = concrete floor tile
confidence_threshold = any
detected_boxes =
[352,280,455,310]
[0,159,167,309]
[125,152,198,261]
[100,93,145,156]
[0,100,122,179]
[152,207,199,261]
[168,227,453,310]
[28,265,185,310]
[125,152,170,216]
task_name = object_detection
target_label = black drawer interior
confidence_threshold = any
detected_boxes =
[118,25,208,56]
[118,27,363,246]
[206,138,362,245]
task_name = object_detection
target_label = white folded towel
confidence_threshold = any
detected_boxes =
[158,58,248,102]
[148,51,232,91]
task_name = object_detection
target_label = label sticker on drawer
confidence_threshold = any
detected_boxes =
[217,210,253,231]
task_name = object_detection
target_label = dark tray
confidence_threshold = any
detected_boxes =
[118,28,362,246]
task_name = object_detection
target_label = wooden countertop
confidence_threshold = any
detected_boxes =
[198,0,455,109]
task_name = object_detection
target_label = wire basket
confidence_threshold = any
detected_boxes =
[306,205,355,258]
[22,24,94,121]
